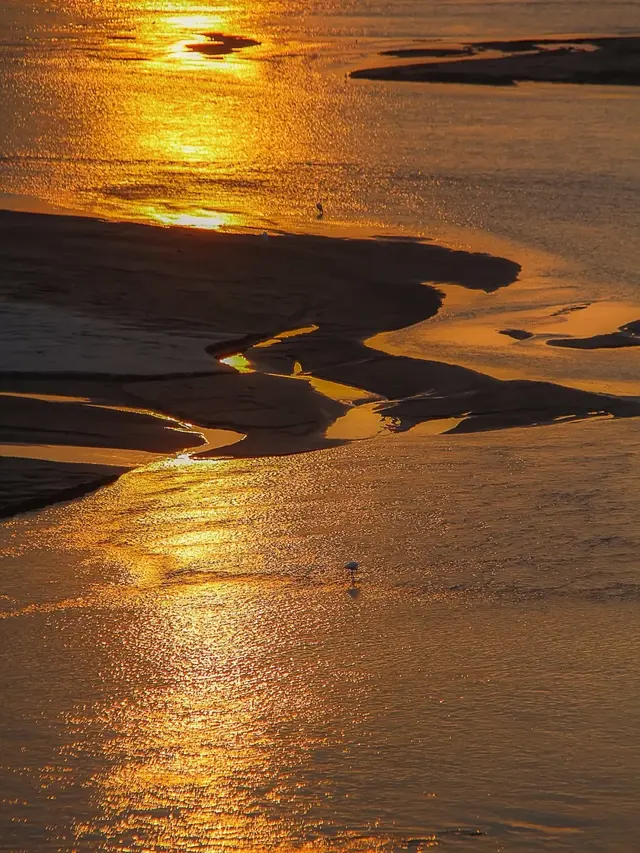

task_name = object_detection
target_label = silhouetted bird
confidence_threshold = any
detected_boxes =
[344,559,359,581]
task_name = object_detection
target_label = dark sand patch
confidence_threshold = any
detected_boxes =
[0,209,519,507]
[0,394,205,453]
[186,32,260,57]
[352,35,640,86]
[551,303,590,317]
[622,320,640,335]
[1,210,638,512]
[381,47,474,59]
[0,210,516,336]
[242,334,640,435]
[548,318,640,349]
[0,457,123,520]
[499,329,535,341]
[388,380,634,434]
[549,334,640,350]
[125,371,347,458]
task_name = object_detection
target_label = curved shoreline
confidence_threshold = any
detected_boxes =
[0,462,122,522]
[1,209,638,518]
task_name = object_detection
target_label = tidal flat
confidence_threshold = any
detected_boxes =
[1,0,640,850]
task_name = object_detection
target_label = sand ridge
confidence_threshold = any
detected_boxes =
[1,210,638,515]
[352,35,640,86]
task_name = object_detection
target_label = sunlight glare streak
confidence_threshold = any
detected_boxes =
[148,209,241,230]
[220,353,254,373]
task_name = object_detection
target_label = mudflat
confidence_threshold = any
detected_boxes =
[351,35,640,86]
[1,210,639,516]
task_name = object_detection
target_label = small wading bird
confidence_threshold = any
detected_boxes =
[344,560,359,581]
[316,202,324,218]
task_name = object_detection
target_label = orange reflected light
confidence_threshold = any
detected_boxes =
[220,353,253,373]
[166,15,226,31]
[162,13,261,75]
[166,40,259,77]
[148,208,240,230]
[71,6,297,233]
[60,457,277,583]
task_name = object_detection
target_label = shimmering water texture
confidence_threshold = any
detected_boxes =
[1,0,640,299]
[1,419,640,852]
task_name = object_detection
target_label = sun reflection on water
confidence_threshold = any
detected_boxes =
[69,584,340,851]
[220,353,254,372]
[152,10,263,74]
[61,458,277,585]
[4,0,341,231]
[51,453,377,850]
[149,208,240,230]
[166,14,228,32]
[77,4,276,228]
[11,423,640,851]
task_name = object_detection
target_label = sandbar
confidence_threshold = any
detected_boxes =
[351,35,640,86]
[1,209,639,515]
[186,32,261,57]
[548,318,640,349]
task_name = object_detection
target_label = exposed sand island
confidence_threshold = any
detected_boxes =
[1,210,639,516]
[186,32,261,57]
[351,35,640,86]
[548,318,640,349]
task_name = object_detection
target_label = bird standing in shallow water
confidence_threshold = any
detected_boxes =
[344,560,359,582]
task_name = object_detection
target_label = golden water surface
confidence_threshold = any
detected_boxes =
[1,420,640,851]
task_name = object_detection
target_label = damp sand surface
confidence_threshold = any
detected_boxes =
[2,211,640,515]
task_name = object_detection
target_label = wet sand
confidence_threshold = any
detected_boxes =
[1,209,639,515]
[0,457,123,520]
[352,35,640,86]
[234,334,640,438]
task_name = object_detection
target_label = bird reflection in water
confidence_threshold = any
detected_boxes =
[346,583,361,601]
[345,560,361,599]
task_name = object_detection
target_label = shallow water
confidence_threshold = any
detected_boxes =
[1,418,639,851]
[1,0,639,297]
